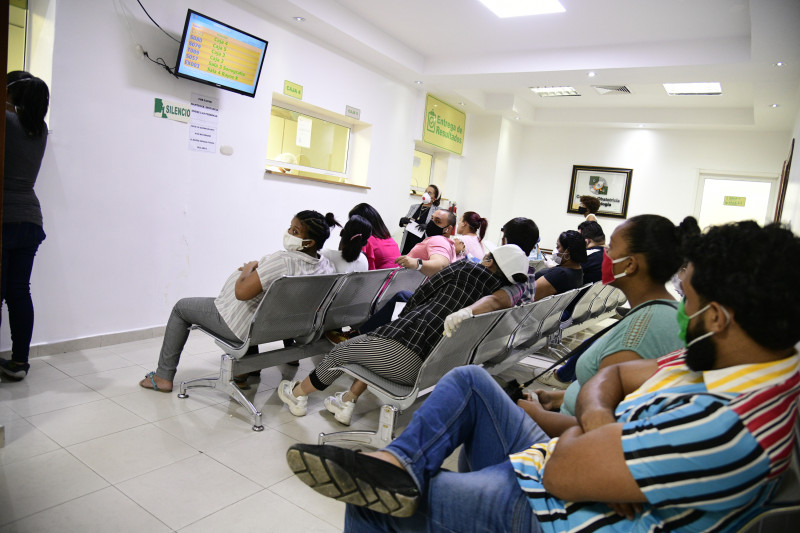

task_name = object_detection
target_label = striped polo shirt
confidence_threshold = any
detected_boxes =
[214,250,334,341]
[509,348,800,532]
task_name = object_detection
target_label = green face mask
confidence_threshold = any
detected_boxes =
[676,299,710,345]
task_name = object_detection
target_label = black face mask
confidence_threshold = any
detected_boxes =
[426,220,445,237]
[578,206,587,215]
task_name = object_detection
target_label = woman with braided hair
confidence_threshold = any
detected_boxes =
[139,210,338,393]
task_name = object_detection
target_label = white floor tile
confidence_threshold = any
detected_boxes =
[179,488,339,533]
[203,429,300,488]
[0,449,109,526]
[0,419,60,466]
[268,474,346,529]
[2,358,69,385]
[0,404,22,425]
[67,424,199,484]
[116,454,261,530]
[0,486,170,533]
[42,348,138,377]
[153,403,261,451]
[27,399,147,447]
[0,378,104,417]
[110,387,220,423]
[74,364,154,398]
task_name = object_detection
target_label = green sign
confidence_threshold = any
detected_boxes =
[422,94,465,155]
[153,98,190,123]
[723,196,746,207]
[284,80,303,100]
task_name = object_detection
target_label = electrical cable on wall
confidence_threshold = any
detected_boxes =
[136,0,181,43]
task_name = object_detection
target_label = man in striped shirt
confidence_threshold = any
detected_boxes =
[287,220,800,532]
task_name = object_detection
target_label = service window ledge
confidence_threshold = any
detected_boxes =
[264,169,371,190]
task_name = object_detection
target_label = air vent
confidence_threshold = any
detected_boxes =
[592,85,631,95]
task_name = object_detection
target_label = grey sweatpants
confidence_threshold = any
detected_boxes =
[155,297,240,381]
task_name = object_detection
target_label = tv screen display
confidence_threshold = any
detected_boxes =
[175,10,268,97]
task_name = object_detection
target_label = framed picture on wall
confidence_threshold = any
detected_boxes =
[567,165,633,219]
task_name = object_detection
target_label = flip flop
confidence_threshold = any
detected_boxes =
[139,371,172,393]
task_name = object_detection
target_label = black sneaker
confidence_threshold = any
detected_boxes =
[286,443,419,517]
[0,358,30,380]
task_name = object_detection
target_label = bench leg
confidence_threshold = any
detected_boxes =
[178,354,264,431]
[317,404,399,450]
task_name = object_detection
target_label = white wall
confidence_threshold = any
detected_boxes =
[5,0,421,348]
[780,107,800,231]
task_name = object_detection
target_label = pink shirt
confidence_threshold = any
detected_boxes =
[363,235,401,270]
[454,234,484,260]
[408,235,456,263]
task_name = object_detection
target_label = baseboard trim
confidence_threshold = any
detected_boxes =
[1,326,167,358]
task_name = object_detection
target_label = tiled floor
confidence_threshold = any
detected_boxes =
[0,325,604,532]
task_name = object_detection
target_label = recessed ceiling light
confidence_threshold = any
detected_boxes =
[414,80,423,85]
[638,124,645,128]
[774,62,785,67]
[459,102,466,106]
[293,16,305,22]
[588,71,596,77]
[514,116,520,120]
[530,86,579,97]
[770,104,780,108]
[476,0,565,18]
[663,82,722,95]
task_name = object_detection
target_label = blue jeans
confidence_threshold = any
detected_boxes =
[359,290,413,333]
[2,222,46,364]
[345,366,548,532]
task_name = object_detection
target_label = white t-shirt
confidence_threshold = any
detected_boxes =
[319,248,369,274]
[214,250,334,340]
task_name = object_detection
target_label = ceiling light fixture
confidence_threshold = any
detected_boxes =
[514,116,520,120]
[530,86,579,97]
[459,102,466,106]
[476,0,565,18]
[774,61,784,67]
[770,104,780,108]
[588,71,596,77]
[293,16,305,22]
[414,80,423,85]
[663,82,722,95]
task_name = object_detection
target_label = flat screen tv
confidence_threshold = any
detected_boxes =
[175,10,268,97]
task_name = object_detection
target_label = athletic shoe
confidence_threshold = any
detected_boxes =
[278,380,308,416]
[324,391,355,425]
[536,368,570,389]
[0,358,29,380]
[286,443,419,517]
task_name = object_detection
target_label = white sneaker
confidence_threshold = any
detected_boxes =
[278,380,308,416]
[324,392,355,426]
[536,368,570,390]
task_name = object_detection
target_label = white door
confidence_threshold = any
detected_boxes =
[695,173,778,230]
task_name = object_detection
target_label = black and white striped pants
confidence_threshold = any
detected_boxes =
[308,334,422,391]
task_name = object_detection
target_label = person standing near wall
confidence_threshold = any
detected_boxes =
[578,195,600,222]
[0,72,50,380]
[399,184,440,255]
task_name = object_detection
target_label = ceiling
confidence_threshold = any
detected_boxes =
[246,0,800,131]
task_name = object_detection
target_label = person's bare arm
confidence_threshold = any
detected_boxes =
[234,261,263,300]
[517,393,577,437]
[468,289,513,315]
[395,253,449,277]
[598,350,645,371]
[534,277,556,301]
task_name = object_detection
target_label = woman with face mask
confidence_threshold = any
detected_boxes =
[532,215,700,438]
[453,211,488,261]
[533,230,586,301]
[138,210,337,393]
[578,195,600,222]
[399,184,440,255]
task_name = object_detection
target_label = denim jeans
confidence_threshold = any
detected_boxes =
[359,290,413,333]
[345,366,548,532]
[2,222,46,364]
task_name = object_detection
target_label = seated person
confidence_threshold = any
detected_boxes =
[348,203,400,270]
[319,215,371,273]
[534,230,586,301]
[534,216,698,440]
[138,210,337,393]
[287,220,800,532]
[453,210,487,261]
[395,208,457,276]
[277,245,529,425]
[577,220,605,283]
[442,217,540,336]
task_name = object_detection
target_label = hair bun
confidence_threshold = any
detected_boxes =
[324,212,340,228]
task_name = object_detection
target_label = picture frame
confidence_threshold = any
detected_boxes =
[567,165,633,219]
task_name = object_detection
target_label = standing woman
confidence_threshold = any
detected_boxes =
[453,210,487,260]
[578,195,600,222]
[348,203,400,270]
[399,184,440,255]
[0,72,49,380]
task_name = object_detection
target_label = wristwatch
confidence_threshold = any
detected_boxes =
[416,259,423,271]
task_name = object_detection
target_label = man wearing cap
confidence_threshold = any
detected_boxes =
[286,220,800,532]
[278,244,530,425]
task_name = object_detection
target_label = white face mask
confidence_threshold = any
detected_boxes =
[552,252,563,265]
[421,192,432,204]
[283,232,307,252]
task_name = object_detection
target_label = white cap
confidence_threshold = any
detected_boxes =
[490,244,528,280]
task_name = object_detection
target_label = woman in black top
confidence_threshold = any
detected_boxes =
[534,230,586,301]
[399,184,440,255]
[0,72,49,380]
